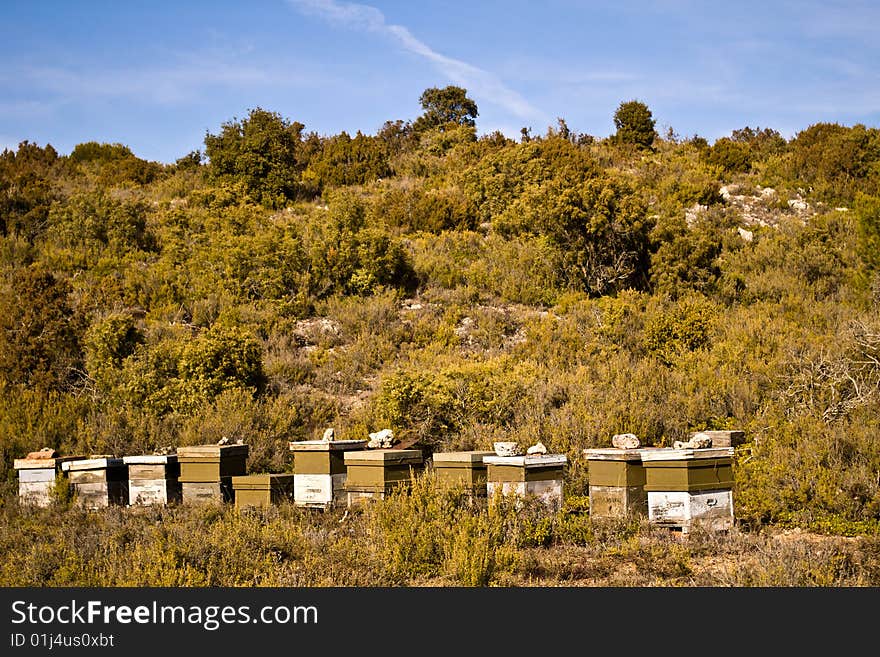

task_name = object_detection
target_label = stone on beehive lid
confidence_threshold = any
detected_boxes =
[367,428,395,449]
[177,444,248,482]
[611,433,640,450]
[640,446,735,533]
[583,448,647,518]
[343,448,423,505]
[232,473,296,509]
[484,454,567,511]
[61,458,128,509]
[289,439,368,508]
[123,454,181,506]
[526,441,547,455]
[432,450,495,494]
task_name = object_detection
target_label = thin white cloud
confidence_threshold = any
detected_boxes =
[287,0,543,121]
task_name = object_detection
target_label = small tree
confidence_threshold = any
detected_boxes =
[413,86,478,133]
[613,100,656,149]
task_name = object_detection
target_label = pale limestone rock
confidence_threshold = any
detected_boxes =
[738,227,754,242]
[612,433,640,449]
[493,441,523,457]
[526,441,547,455]
[322,427,335,442]
[368,428,394,449]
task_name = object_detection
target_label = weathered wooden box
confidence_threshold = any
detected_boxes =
[123,455,181,506]
[182,479,233,505]
[583,448,647,518]
[484,454,567,511]
[177,444,248,482]
[61,458,128,509]
[289,439,367,509]
[641,447,735,532]
[343,449,424,505]
[14,456,81,507]
[232,473,296,509]
[432,451,495,495]
[689,430,746,448]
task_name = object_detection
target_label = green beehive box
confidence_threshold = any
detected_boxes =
[177,444,248,482]
[583,448,648,518]
[232,473,296,509]
[640,447,734,493]
[289,440,368,475]
[484,455,566,483]
[432,451,494,494]
[344,449,424,493]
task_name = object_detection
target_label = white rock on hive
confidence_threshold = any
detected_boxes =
[367,428,394,449]
[322,427,335,442]
[611,433,640,449]
[526,441,547,455]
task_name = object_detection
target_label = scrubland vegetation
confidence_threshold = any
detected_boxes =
[2,88,880,585]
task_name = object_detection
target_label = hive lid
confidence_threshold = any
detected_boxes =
[61,457,125,471]
[344,449,423,464]
[14,456,83,470]
[288,439,368,452]
[123,455,178,465]
[432,451,495,464]
[583,448,644,461]
[483,454,568,467]
[639,446,734,462]
[176,444,249,458]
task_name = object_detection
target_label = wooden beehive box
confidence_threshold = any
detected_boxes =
[232,473,296,509]
[14,456,81,507]
[640,447,735,533]
[123,455,181,506]
[431,451,495,495]
[583,448,647,518]
[343,449,424,505]
[689,430,746,447]
[484,454,567,511]
[289,439,367,509]
[177,444,248,482]
[182,480,234,505]
[61,458,128,509]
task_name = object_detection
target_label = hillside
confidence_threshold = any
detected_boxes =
[2,90,880,585]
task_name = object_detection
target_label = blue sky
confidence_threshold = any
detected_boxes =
[2,0,878,163]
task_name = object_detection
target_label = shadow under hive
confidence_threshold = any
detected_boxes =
[289,439,367,509]
[123,454,181,506]
[61,458,128,509]
[431,450,495,496]
[640,446,735,533]
[177,444,249,504]
[484,454,568,511]
[14,456,82,507]
[232,473,296,509]
[583,448,647,519]
[343,449,424,506]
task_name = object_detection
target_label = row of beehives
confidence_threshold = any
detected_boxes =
[12,440,568,512]
[13,429,743,532]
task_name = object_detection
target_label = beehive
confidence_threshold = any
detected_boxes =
[640,446,735,533]
[431,451,495,495]
[343,449,424,505]
[123,455,181,506]
[288,439,367,509]
[61,458,128,509]
[232,473,296,509]
[583,448,647,518]
[177,444,248,505]
[484,454,567,511]
[689,430,746,448]
[14,456,80,507]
